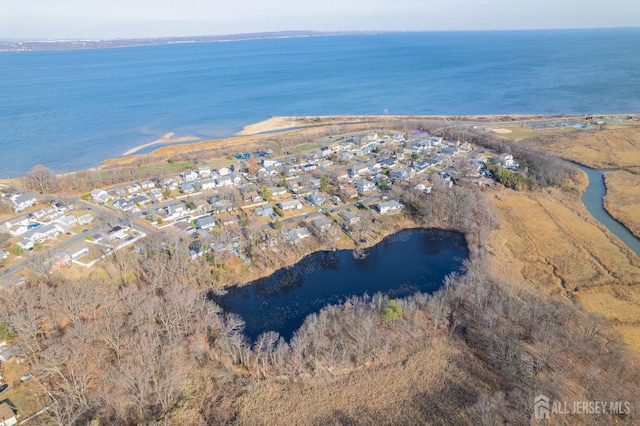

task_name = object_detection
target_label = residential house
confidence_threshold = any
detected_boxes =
[209,199,235,214]
[317,159,334,169]
[391,167,414,181]
[12,193,37,212]
[179,182,196,193]
[414,181,432,194]
[149,188,164,201]
[311,216,332,232]
[128,183,141,194]
[4,217,29,232]
[339,186,358,199]
[459,142,472,152]
[268,186,288,197]
[355,179,376,193]
[23,223,59,244]
[413,161,430,175]
[216,175,233,187]
[195,199,210,214]
[55,214,77,231]
[140,180,156,189]
[375,200,405,215]
[200,178,217,190]
[49,252,72,272]
[440,145,459,156]
[8,224,28,237]
[195,215,216,230]
[131,195,151,206]
[182,169,199,182]
[0,249,8,260]
[285,226,311,244]
[113,198,135,212]
[500,153,514,167]
[198,166,211,178]
[68,245,89,260]
[218,167,231,176]
[108,226,129,240]
[379,157,398,169]
[278,200,303,211]
[17,238,34,251]
[340,211,360,225]
[166,203,186,219]
[300,163,317,172]
[307,193,326,206]
[262,159,281,168]
[282,164,298,177]
[254,204,274,217]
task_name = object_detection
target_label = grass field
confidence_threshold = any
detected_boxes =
[508,124,640,169]
[603,170,640,238]
[486,186,640,352]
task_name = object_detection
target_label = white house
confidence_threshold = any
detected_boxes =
[500,153,514,167]
[140,180,156,189]
[90,189,110,204]
[166,203,186,219]
[198,166,211,178]
[77,213,94,225]
[0,249,8,260]
[55,214,77,231]
[216,175,233,187]
[375,200,405,215]
[268,186,288,197]
[278,200,303,211]
[69,245,89,260]
[5,217,29,232]
[286,227,311,244]
[355,179,376,193]
[23,223,59,243]
[200,178,217,190]
[182,169,199,182]
[12,193,37,212]
[414,181,432,194]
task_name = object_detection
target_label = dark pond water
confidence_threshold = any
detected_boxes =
[214,228,468,341]
[571,163,640,257]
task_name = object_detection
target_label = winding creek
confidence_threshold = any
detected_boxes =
[571,162,640,257]
[214,229,468,341]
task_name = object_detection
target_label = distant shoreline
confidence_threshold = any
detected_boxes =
[1,113,635,183]
[0,31,376,52]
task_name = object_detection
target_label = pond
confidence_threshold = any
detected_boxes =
[214,228,468,341]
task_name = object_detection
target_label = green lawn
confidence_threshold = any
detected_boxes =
[294,143,320,152]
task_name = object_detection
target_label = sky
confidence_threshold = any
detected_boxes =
[1,0,638,39]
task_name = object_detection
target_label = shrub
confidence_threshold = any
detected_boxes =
[381,300,403,325]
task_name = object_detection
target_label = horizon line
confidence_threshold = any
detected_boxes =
[1,26,639,42]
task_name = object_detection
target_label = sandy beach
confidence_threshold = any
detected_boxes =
[235,116,308,135]
[122,132,200,156]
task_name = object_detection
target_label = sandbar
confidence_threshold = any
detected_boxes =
[236,116,308,135]
[123,132,200,156]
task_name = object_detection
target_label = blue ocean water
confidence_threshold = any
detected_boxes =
[1,28,639,177]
